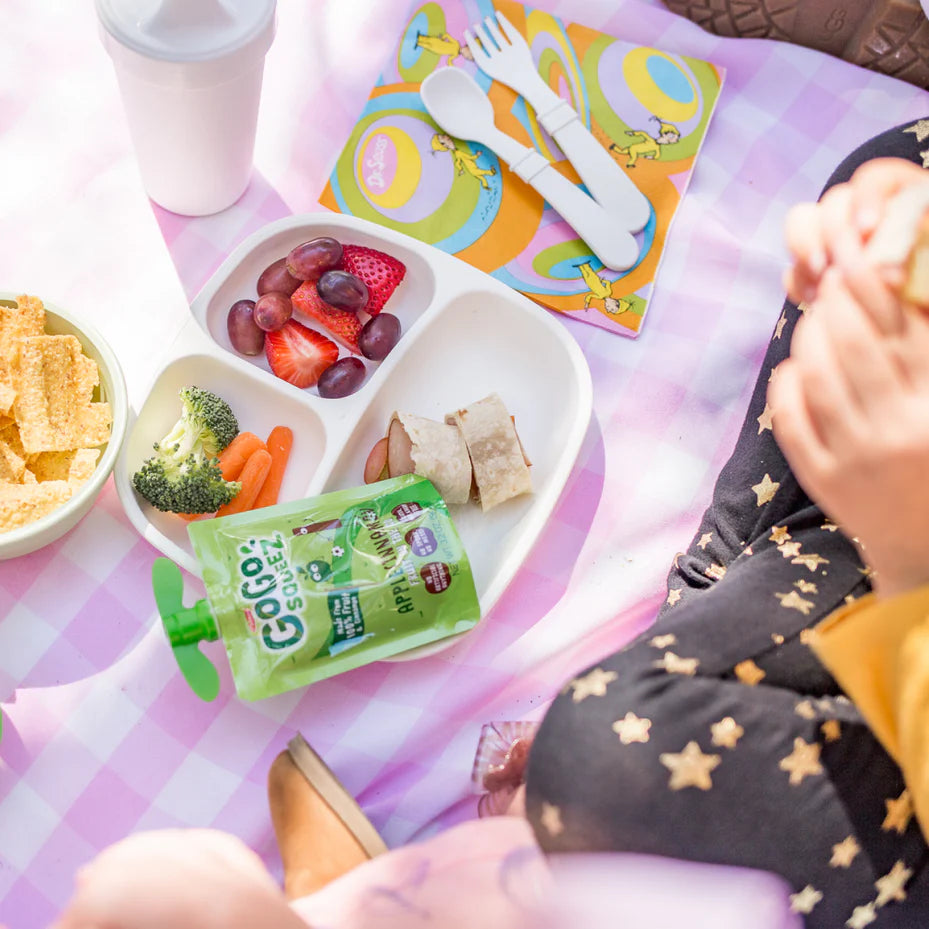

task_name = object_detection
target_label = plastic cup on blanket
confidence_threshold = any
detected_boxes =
[96,0,276,216]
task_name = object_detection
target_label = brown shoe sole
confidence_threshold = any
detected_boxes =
[662,0,929,89]
[283,733,388,858]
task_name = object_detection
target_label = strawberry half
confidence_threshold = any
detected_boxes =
[265,320,338,389]
[291,281,362,354]
[338,245,406,315]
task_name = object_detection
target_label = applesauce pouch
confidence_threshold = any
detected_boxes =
[152,474,480,701]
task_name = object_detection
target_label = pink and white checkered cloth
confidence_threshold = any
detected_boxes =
[1,0,927,925]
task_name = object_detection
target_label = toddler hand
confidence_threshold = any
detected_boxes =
[770,267,929,598]
[52,829,304,929]
[784,158,929,333]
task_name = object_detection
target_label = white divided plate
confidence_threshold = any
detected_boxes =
[114,213,592,655]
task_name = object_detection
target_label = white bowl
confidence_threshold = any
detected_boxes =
[0,293,128,559]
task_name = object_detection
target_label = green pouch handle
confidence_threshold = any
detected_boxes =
[152,557,222,702]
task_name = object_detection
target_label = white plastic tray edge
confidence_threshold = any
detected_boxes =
[114,213,594,651]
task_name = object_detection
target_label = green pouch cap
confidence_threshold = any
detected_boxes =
[152,557,222,701]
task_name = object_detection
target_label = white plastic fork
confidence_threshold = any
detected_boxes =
[421,67,640,271]
[465,11,652,233]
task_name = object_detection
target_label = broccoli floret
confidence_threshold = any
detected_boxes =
[156,386,239,460]
[131,386,241,514]
[132,454,241,514]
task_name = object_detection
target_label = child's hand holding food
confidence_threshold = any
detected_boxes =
[770,266,929,598]
[784,157,929,334]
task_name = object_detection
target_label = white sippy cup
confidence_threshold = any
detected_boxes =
[96,0,276,216]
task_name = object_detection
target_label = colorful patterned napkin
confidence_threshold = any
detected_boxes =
[321,0,724,336]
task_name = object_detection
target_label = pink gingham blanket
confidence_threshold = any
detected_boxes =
[1,0,927,925]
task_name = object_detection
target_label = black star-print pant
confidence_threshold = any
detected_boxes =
[524,120,929,928]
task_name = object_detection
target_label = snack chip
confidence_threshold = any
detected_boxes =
[0,480,73,533]
[0,294,44,358]
[14,334,109,452]
[0,382,15,417]
[0,295,111,534]
[29,448,100,489]
[0,432,26,483]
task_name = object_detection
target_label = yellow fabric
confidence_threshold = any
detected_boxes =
[812,585,929,839]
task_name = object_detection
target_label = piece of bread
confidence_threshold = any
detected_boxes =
[865,185,929,306]
[904,214,929,305]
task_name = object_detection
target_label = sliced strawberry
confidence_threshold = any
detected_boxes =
[338,245,406,315]
[265,320,338,389]
[291,281,362,354]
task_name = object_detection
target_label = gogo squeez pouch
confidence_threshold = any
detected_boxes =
[152,474,480,701]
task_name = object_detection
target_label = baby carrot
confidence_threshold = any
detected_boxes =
[218,431,266,481]
[215,448,272,518]
[253,425,294,509]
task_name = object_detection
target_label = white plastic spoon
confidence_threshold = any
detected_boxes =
[421,67,640,272]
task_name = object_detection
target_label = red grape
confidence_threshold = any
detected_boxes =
[358,313,401,360]
[286,237,343,282]
[254,292,293,332]
[227,299,264,355]
[257,257,301,297]
[317,270,368,313]
[317,357,366,398]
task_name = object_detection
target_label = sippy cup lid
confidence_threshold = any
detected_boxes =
[152,557,222,701]
[96,0,276,64]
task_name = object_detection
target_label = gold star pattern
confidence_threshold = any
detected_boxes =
[705,563,727,581]
[774,313,788,340]
[653,652,700,675]
[666,587,682,606]
[821,719,842,743]
[882,789,913,835]
[789,885,823,914]
[659,741,721,791]
[734,659,766,686]
[697,532,713,549]
[904,118,929,142]
[844,594,857,606]
[757,403,774,433]
[779,737,823,785]
[821,520,839,532]
[752,473,780,506]
[799,628,815,645]
[710,716,744,749]
[846,902,877,928]
[830,835,861,868]
[649,633,677,648]
[875,860,912,907]
[743,545,754,557]
[792,553,830,572]
[797,300,809,314]
[920,149,929,170]
[795,579,818,594]
[612,712,652,745]
[795,700,816,719]
[778,541,803,559]
[568,668,617,703]
[775,590,815,615]
[771,633,785,645]
[769,526,791,544]
[540,802,564,836]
